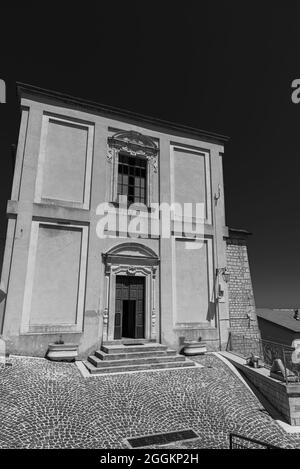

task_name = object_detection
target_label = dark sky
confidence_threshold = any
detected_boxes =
[1,3,300,308]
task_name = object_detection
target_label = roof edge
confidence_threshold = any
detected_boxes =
[16,82,230,145]
[256,314,299,333]
[256,308,300,333]
[225,228,253,241]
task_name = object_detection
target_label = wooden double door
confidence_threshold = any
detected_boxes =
[114,275,145,339]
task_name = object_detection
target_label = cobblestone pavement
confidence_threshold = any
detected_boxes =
[0,353,300,449]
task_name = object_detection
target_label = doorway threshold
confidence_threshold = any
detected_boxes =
[104,338,156,346]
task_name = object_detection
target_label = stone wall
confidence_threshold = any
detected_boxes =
[226,229,260,353]
[222,352,300,426]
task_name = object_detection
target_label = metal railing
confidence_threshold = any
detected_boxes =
[229,433,280,449]
[227,333,300,385]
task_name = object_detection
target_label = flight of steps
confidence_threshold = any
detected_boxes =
[84,341,196,374]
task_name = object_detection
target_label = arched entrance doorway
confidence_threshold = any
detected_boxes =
[102,242,159,343]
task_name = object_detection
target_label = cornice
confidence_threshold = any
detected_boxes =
[16,82,230,145]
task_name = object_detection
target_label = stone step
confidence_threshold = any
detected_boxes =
[103,339,156,346]
[88,354,186,368]
[83,359,196,375]
[95,349,177,361]
[101,343,168,354]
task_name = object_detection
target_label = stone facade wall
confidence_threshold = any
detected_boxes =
[226,231,261,354]
[0,84,229,357]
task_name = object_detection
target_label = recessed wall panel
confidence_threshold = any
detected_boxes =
[173,147,211,222]
[175,239,213,324]
[29,224,82,326]
[42,119,88,203]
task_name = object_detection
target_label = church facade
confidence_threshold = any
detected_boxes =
[0,83,249,358]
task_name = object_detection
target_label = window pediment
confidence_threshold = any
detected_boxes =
[108,130,158,158]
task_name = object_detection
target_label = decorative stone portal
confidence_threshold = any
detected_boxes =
[102,243,159,343]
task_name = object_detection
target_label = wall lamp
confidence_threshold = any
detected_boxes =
[216,267,230,283]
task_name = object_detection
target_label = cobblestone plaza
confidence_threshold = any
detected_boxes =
[0,354,299,449]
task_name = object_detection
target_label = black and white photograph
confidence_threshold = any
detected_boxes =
[1,2,300,457]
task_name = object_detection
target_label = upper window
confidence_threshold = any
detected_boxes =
[117,153,147,204]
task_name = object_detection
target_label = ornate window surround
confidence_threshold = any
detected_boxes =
[102,242,159,342]
[107,130,159,207]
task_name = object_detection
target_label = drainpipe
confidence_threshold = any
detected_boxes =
[212,184,222,351]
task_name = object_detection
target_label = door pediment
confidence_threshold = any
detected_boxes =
[102,242,159,267]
